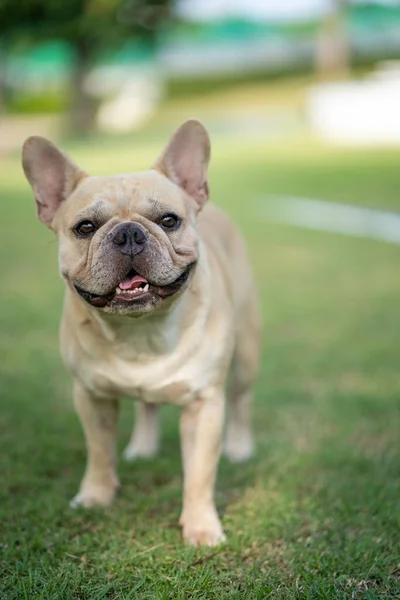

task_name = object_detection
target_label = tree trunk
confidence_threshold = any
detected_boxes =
[0,43,9,115]
[315,0,350,80]
[70,39,96,135]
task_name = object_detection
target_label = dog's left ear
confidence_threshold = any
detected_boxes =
[153,119,210,208]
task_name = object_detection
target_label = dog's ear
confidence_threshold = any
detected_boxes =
[22,136,87,228]
[153,119,210,208]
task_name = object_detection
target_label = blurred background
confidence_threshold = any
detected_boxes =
[2,1,400,597]
[2,0,400,145]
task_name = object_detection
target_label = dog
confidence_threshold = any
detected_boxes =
[22,120,260,547]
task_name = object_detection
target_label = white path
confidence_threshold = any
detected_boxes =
[262,196,400,245]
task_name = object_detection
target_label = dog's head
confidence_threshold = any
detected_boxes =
[22,120,210,315]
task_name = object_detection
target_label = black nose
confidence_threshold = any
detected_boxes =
[111,222,148,256]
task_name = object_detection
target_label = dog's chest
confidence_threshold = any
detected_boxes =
[92,359,193,404]
[77,334,222,405]
[64,287,232,404]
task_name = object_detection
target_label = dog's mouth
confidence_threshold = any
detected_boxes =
[73,264,195,309]
[115,271,150,299]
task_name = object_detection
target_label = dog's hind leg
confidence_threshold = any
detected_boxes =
[123,402,159,461]
[224,297,260,463]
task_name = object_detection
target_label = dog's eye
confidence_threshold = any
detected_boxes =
[75,220,96,236]
[160,213,180,230]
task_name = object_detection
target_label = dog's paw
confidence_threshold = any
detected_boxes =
[70,481,118,508]
[123,440,158,462]
[224,435,254,463]
[181,507,226,547]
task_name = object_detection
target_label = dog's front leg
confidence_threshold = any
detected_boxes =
[179,387,226,546]
[70,381,119,508]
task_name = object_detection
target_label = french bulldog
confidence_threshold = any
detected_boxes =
[22,120,260,547]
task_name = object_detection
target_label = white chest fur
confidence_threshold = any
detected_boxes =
[62,289,232,406]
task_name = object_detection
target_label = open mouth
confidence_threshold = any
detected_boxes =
[73,264,195,308]
[115,271,150,300]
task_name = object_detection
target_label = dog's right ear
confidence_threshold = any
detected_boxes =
[22,136,87,228]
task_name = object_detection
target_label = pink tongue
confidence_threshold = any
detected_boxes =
[119,274,148,290]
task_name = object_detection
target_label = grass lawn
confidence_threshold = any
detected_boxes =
[1,122,400,599]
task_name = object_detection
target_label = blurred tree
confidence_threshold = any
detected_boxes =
[0,0,42,113]
[0,0,171,130]
[315,0,350,79]
[36,0,171,133]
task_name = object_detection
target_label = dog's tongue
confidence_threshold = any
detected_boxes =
[119,274,148,290]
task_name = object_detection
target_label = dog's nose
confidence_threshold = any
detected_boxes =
[111,222,148,256]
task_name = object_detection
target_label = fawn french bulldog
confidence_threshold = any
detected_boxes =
[22,120,260,546]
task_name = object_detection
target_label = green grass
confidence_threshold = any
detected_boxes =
[1,125,400,599]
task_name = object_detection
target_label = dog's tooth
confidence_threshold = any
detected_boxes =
[143,284,149,292]
[115,288,121,295]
